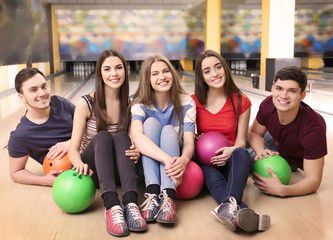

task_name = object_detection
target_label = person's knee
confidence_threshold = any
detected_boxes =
[232,148,253,166]
[143,117,160,129]
[161,125,177,137]
[114,131,130,141]
[143,117,161,134]
[95,130,112,142]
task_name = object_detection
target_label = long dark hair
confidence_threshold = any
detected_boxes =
[194,49,243,119]
[94,49,130,132]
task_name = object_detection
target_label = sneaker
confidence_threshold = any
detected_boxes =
[210,197,239,231]
[237,208,270,232]
[156,190,177,224]
[105,205,129,237]
[140,193,159,222]
[124,203,148,232]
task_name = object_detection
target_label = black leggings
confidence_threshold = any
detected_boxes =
[81,131,137,197]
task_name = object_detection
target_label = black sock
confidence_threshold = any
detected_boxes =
[102,191,120,210]
[223,199,230,204]
[165,188,176,200]
[147,184,160,196]
[123,191,138,206]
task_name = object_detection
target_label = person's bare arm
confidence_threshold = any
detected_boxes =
[249,119,278,160]
[68,97,92,176]
[9,154,61,186]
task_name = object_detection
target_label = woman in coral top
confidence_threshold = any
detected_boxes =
[192,50,270,233]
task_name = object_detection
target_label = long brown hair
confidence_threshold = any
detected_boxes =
[194,49,243,119]
[94,49,130,132]
[131,54,187,133]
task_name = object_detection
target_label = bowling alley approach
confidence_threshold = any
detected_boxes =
[0,0,332,240]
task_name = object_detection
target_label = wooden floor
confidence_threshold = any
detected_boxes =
[1,73,332,240]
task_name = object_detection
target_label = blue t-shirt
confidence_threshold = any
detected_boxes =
[131,94,196,135]
[8,95,75,164]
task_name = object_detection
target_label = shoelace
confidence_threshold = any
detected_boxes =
[158,190,172,213]
[227,197,239,215]
[140,193,159,211]
[111,207,125,224]
[127,204,142,220]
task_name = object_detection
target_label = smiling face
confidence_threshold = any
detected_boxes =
[271,79,306,114]
[150,60,173,93]
[18,73,50,110]
[201,56,226,90]
[101,56,125,89]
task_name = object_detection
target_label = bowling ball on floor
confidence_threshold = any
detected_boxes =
[52,170,96,213]
[176,161,204,200]
[43,153,72,175]
[196,132,230,167]
[253,154,292,185]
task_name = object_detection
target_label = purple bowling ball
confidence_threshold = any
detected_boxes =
[196,132,231,166]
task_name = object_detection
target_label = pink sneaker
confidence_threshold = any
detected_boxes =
[156,190,176,224]
[105,205,129,237]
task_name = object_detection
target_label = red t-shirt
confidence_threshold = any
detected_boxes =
[256,96,327,169]
[192,92,251,146]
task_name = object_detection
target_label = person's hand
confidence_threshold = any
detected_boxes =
[252,167,285,196]
[44,170,63,186]
[165,156,188,187]
[73,163,93,176]
[125,144,141,164]
[210,146,233,167]
[255,149,279,161]
[172,175,183,188]
[195,133,203,143]
[47,140,71,160]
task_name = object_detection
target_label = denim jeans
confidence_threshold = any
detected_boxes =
[81,131,137,196]
[141,117,180,192]
[200,148,254,208]
[247,131,278,162]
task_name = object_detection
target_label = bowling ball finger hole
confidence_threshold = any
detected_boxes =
[49,163,53,167]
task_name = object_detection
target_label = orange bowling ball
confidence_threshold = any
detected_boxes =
[43,153,72,175]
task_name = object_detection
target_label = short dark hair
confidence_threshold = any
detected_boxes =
[274,66,307,92]
[15,68,45,93]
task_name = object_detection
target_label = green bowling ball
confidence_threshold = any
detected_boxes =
[253,154,292,185]
[52,169,96,213]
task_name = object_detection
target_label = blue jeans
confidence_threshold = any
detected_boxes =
[141,117,180,191]
[200,148,254,208]
[247,131,278,162]
[247,131,298,171]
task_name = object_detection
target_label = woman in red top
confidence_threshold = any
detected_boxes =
[192,50,270,233]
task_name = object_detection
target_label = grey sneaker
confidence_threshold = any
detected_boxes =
[210,197,239,231]
[237,208,270,232]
